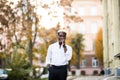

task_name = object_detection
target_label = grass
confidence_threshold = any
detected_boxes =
[40,78,48,80]
[33,78,48,80]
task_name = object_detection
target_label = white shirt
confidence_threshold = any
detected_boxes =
[46,42,72,66]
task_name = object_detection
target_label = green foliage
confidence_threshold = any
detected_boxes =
[40,78,48,80]
[70,33,84,69]
[7,50,32,80]
[0,0,39,67]
[38,26,59,61]
[71,34,84,53]
[0,0,84,71]
[42,67,48,74]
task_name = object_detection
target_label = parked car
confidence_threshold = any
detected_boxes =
[0,69,8,80]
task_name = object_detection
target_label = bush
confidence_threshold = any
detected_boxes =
[7,52,32,80]
[8,68,31,80]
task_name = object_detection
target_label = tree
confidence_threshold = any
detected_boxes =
[0,0,15,68]
[0,0,40,68]
[0,0,83,68]
[39,0,83,28]
[70,33,84,69]
[95,27,103,65]
[38,24,60,61]
[36,0,83,63]
[0,1,41,79]
[16,0,39,67]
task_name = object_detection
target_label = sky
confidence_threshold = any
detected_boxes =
[8,0,102,33]
[36,0,65,29]
[7,0,64,29]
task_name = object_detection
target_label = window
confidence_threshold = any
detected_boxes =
[92,40,95,51]
[78,7,86,16]
[92,57,99,67]
[78,23,86,34]
[90,6,98,15]
[81,58,86,67]
[91,22,98,34]
[84,40,88,51]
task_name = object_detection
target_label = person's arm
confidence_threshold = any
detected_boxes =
[45,46,52,68]
[65,46,72,61]
[64,46,72,71]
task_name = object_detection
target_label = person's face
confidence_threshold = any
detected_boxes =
[58,32,66,43]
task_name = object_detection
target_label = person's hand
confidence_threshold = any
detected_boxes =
[62,39,67,53]
[63,44,67,53]
[47,64,50,68]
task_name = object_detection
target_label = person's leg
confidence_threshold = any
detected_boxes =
[57,66,67,80]
[48,67,58,80]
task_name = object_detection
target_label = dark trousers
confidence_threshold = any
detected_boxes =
[48,65,67,80]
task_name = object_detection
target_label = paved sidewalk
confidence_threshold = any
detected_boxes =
[102,76,120,80]
[67,76,105,80]
[67,75,120,80]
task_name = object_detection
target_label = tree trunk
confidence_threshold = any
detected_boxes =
[28,39,33,67]
[76,53,80,69]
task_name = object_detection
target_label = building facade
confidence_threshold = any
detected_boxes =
[102,0,120,75]
[71,0,103,75]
